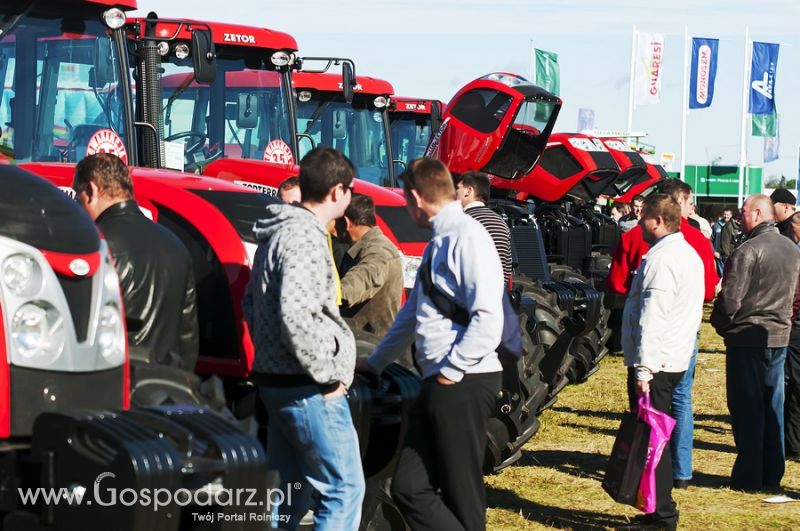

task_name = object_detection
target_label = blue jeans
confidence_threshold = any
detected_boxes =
[726,346,786,491]
[670,337,698,481]
[259,383,365,531]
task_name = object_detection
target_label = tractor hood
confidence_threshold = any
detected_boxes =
[2,165,99,254]
[613,162,668,203]
[491,133,621,202]
[425,73,561,179]
[598,138,649,197]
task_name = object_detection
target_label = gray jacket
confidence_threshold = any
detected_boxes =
[243,204,356,386]
[711,222,800,348]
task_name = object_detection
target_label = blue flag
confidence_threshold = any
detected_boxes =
[749,42,779,115]
[689,38,719,109]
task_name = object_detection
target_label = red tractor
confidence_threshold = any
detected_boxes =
[387,97,444,172]
[4,3,418,529]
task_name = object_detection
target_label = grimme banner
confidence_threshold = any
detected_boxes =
[634,32,665,106]
[749,41,779,115]
[689,38,719,109]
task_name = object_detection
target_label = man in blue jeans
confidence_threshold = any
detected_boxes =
[243,147,363,529]
[711,194,800,491]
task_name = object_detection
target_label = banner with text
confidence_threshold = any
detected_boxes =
[763,114,780,163]
[634,32,665,106]
[577,108,595,132]
[689,37,719,109]
[749,41,779,115]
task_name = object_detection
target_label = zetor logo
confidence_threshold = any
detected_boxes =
[223,33,256,44]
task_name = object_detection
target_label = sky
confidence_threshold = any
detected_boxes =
[134,0,800,183]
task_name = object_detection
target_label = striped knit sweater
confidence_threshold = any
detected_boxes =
[464,202,512,287]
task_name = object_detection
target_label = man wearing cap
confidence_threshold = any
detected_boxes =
[772,188,799,239]
[771,188,800,461]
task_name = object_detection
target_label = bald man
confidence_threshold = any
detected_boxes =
[711,194,800,491]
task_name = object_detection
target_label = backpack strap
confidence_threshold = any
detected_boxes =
[420,253,470,327]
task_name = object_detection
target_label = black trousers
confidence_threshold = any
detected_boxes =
[627,368,683,530]
[786,326,800,455]
[391,372,501,531]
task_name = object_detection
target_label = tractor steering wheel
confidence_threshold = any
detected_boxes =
[164,131,208,154]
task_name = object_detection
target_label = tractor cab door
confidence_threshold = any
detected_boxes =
[426,73,561,179]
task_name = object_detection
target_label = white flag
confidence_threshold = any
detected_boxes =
[634,32,665,106]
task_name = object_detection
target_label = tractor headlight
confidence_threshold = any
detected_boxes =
[102,8,126,30]
[12,302,65,365]
[98,304,124,364]
[271,51,290,67]
[175,43,190,60]
[3,254,41,297]
[401,255,422,290]
[297,90,312,103]
[373,96,388,109]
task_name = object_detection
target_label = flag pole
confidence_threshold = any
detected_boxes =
[738,27,750,208]
[528,39,534,82]
[627,25,637,134]
[680,26,690,182]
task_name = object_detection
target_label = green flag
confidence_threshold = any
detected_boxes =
[534,48,559,122]
[752,109,777,137]
[534,48,559,96]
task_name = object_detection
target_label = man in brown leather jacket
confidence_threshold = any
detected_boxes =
[338,194,403,337]
[711,194,800,491]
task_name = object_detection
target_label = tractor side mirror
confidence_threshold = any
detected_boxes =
[191,30,217,84]
[237,93,258,129]
[342,62,355,104]
[92,37,115,88]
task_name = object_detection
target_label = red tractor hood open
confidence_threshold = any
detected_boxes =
[598,138,650,198]
[426,73,561,180]
[490,133,620,202]
[613,162,668,203]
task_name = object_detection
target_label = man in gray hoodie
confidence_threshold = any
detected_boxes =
[243,147,362,530]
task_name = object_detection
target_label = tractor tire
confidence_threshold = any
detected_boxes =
[512,275,573,412]
[548,264,611,383]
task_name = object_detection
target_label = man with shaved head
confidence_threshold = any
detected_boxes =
[711,194,800,491]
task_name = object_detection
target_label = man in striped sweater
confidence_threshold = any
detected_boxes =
[456,172,512,287]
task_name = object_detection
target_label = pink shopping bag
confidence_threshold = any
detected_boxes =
[635,392,676,513]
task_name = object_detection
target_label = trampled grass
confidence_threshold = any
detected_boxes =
[485,308,800,530]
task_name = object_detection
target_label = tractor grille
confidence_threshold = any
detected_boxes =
[10,365,124,436]
[511,225,550,281]
[593,223,620,254]
[557,227,591,271]
[57,274,93,343]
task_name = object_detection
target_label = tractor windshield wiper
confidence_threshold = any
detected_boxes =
[0,1,37,42]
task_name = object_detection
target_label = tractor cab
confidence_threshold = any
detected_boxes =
[293,72,395,187]
[0,1,137,166]
[126,17,298,173]
[490,133,621,203]
[388,97,443,170]
[613,161,668,203]
[426,72,561,181]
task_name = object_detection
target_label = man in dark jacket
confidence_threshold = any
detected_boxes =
[771,188,799,238]
[73,153,199,371]
[771,188,800,459]
[338,193,403,337]
[711,194,800,491]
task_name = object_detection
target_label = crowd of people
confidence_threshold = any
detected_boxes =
[71,149,800,530]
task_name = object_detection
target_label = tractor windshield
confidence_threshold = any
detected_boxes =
[389,112,431,169]
[296,93,390,187]
[160,59,293,169]
[0,12,128,163]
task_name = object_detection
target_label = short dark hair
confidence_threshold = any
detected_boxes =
[657,179,693,203]
[722,207,734,215]
[299,147,355,203]
[73,153,133,200]
[631,195,645,204]
[344,193,376,227]
[400,157,455,203]
[642,193,681,232]
[456,171,491,202]
[279,175,300,192]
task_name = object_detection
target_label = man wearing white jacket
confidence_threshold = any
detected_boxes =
[621,194,704,531]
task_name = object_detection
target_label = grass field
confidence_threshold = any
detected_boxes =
[485,310,800,530]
